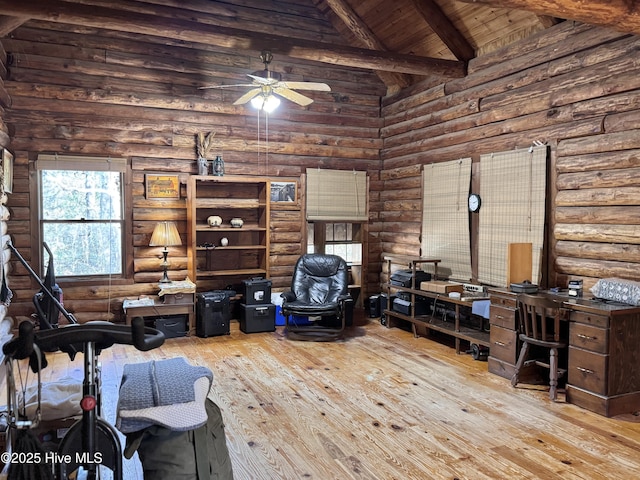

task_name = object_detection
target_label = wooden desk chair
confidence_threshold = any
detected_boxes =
[511,294,568,401]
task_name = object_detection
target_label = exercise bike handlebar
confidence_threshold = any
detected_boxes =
[3,317,165,360]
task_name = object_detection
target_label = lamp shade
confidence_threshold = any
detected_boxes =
[149,221,182,247]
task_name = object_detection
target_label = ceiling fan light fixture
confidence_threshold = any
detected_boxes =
[251,94,280,113]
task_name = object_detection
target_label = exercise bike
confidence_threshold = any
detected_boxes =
[2,242,165,480]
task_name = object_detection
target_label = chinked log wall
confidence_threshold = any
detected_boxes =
[381,22,640,291]
[2,22,385,323]
[0,40,11,353]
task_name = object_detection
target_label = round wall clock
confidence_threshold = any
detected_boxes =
[468,193,481,212]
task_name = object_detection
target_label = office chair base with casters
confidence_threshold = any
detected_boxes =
[281,254,354,342]
[511,294,568,402]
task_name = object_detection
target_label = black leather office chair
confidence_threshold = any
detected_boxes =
[281,254,353,341]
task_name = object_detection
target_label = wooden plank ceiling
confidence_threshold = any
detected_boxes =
[0,0,637,94]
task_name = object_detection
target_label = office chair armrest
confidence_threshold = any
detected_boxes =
[281,291,297,302]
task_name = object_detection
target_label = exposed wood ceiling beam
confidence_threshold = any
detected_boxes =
[0,0,465,78]
[411,0,476,62]
[323,0,412,90]
[459,0,640,36]
[0,15,28,37]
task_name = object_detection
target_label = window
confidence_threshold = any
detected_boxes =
[305,168,367,265]
[37,155,127,279]
[421,159,473,281]
[477,145,547,286]
[307,222,362,265]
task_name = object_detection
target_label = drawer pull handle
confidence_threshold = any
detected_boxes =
[496,315,504,320]
[577,333,597,340]
[576,366,595,375]
[494,341,506,347]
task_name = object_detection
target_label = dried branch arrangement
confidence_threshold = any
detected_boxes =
[196,131,216,158]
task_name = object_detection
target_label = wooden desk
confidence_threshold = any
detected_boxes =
[488,289,640,417]
[124,295,195,335]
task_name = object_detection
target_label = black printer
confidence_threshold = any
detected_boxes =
[390,269,432,288]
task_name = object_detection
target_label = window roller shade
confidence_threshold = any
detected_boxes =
[306,168,368,222]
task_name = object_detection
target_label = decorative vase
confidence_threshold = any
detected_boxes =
[212,155,225,176]
[207,215,222,227]
[220,237,229,247]
[197,157,209,176]
[230,217,243,228]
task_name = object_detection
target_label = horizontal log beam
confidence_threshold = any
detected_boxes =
[556,240,640,263]
[0,0,465,77]
[557,166,640,190]
[555,256,640,280]
[459,0,640,36]
[555,206,640,224]
[554,223,640,244]
[555,187,640,206]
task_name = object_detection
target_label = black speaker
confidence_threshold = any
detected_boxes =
[196,291,231,337]
[379,293,395,314]
[368,295,380,318]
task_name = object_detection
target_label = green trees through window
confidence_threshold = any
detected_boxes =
[40,169,124,277]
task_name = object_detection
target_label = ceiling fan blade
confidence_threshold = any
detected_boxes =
[247,74,278,86]
[272,86,314,106]
[278,81,331,92]
[233,88,262,105]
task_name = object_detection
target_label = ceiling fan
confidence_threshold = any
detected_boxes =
[199,50,331,109]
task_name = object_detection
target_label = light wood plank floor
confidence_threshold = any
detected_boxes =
[6,313,640,479]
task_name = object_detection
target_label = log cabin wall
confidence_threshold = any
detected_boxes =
[2,19,385,324]
[380,22,640,291]
[0,39,13,358]
[4,18,640,325]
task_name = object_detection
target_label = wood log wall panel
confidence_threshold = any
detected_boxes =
[0,41,11,363]
[3,21,384,323]
[379,23,640,285]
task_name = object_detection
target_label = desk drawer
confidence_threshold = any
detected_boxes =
[490,304,516,330]
[570,311,609,329]
[568,346,607,395]
[163,293,193,304]
[490,325,518,363]
[490,293,517,309]
[570,322,608,354]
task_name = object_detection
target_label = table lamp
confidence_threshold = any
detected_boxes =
[149,221,181,283]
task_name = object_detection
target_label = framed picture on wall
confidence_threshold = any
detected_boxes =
[2,149,13,194]
[145,174,180,199]
[270,181,297,203]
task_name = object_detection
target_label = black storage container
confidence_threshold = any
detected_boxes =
[392,295,431,316]
[239,303,275,333]
[379,293,396,313]
[368,295,381,318]
[196,291,231,337]
[242,277,272,305]
[154,315,188,339]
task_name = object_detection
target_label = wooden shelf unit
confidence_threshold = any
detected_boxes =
[187,175,270,290]
[382,255,490,354]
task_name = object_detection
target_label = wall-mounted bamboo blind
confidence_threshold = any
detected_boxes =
[421,159,472,280]
[477,146,547,287]
[306,168,368,221]
[37,154,127,172]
